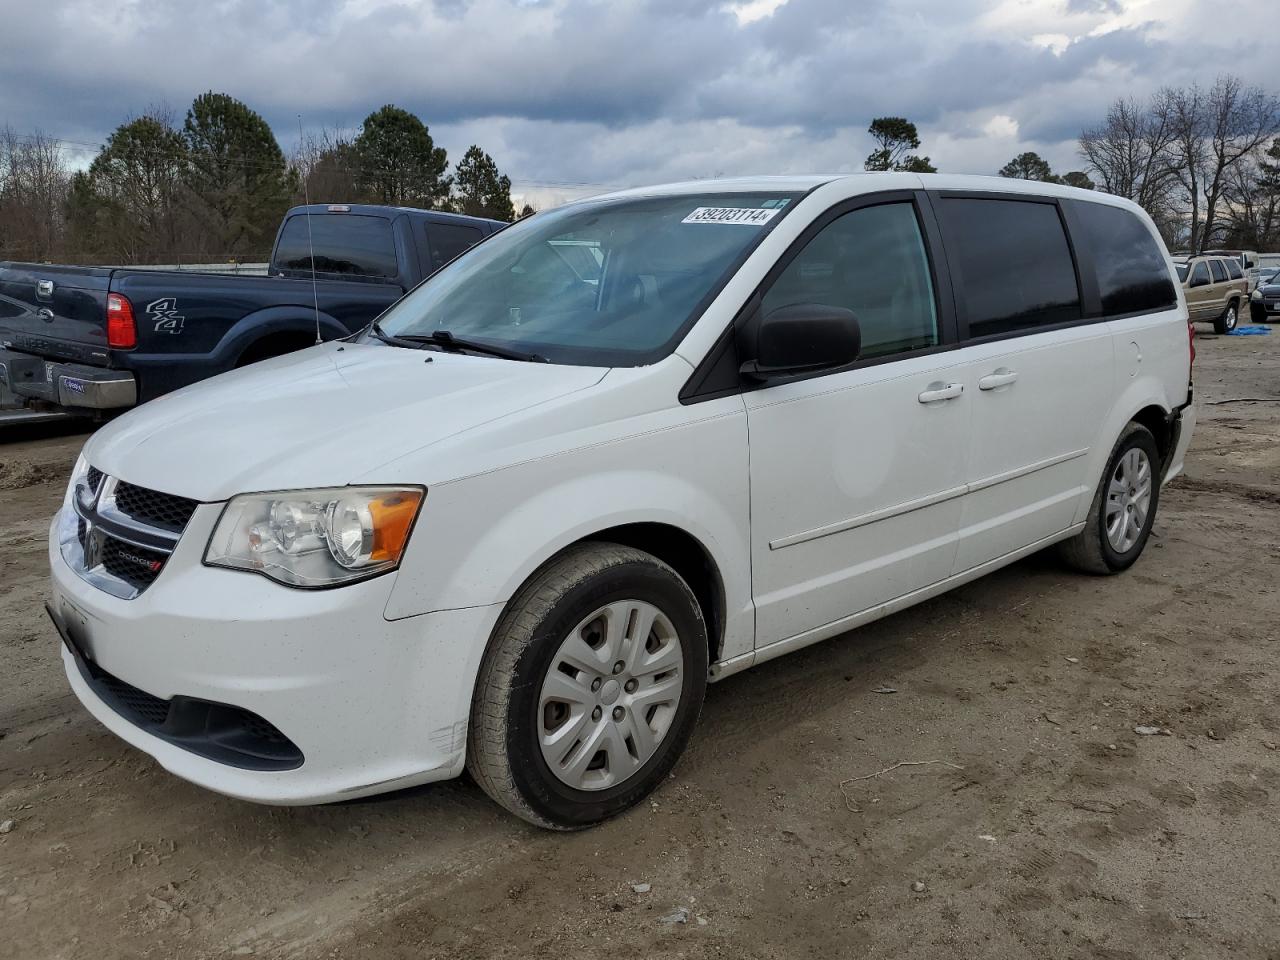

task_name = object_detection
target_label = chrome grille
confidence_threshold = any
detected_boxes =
[58,468,199,600]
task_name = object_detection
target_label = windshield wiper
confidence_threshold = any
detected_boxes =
[367,322,548,362]
[368,319,430,350]
[394,329,549,363]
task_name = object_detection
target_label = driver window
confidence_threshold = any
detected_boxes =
[761,202,938,360]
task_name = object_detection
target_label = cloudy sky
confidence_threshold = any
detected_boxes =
[1,0,1274,208]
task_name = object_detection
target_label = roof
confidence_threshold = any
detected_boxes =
[285,203,505,228]
[588,172,1131,208]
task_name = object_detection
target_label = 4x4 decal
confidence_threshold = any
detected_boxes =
[147,298,185,334]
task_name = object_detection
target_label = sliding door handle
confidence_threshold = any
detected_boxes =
[978,370,1019,391]
[918,382,963,403]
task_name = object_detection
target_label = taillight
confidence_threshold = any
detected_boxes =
[106,293,136,349]
[1187,319,1196,367]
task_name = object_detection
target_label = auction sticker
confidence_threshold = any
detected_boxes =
[682,206,781,226]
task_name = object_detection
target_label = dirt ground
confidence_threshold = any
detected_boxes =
[2,328,1278,960]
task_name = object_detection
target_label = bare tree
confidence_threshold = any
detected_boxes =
[1220,138,1280,250]
[1079,96,1180,225]
[1159,84,1209,253]
[1198,76,1280,251]
[0,127,71,261]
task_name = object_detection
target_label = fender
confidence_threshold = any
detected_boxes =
[1072,372,1173,526]
[211,306,349,368]
[384,414,755,664]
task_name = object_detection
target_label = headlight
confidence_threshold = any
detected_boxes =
[205,486,424,587]
[65,453,89,506]
[1252,289,1262,301]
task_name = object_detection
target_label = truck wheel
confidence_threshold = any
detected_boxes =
[1059,422,1161,575]
[1213,302,1238,335]
[467,543,708,830]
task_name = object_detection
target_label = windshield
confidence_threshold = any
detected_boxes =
[1175,264,1189,282]
[372,192,800,365]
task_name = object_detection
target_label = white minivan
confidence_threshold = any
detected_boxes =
[48,174,1195,829]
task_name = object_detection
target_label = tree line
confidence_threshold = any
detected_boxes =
[0,95,525,265]
[865,77,1280,252]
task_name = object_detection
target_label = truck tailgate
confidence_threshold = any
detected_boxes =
[0,263,114,366]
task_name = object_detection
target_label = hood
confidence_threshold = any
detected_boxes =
[85,342,607,501]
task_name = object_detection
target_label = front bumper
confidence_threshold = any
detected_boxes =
[49,502,504,804]
[0,348,136,409]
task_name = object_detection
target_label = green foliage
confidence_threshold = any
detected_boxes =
[865,117,934,173]
[1060,170,1096,190]
[71,115,189,262]
[897,155,937,174]
[453,146,515,221]
[183,92,294,255]
[998,151,1055,181]
[518,203,536,219]
[354,105,452,208]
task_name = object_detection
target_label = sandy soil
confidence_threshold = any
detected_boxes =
[1,329,1278,960]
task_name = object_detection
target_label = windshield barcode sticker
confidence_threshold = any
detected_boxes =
[682,206,781,226]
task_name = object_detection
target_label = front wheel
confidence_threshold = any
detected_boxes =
[1059,422,1161,575]
[467,543,708,829]
[1214,302,1238,334]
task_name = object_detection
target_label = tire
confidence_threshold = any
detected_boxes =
[1213,301,1238,335]
[1251,300,1269,325]
[1059,422,1162,575]
[467,543,708,830]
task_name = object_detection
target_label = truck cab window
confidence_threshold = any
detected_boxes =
[426,223,484,272]
[275,215,398,280]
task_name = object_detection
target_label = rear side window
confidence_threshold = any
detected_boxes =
[761,202,938,360]
[1224,259,1243,280]
[937,198,1080,339]
[426,222,484,271]
[275,214,398,280]
[1209,259,1228,283]
[1072,202,1177,315]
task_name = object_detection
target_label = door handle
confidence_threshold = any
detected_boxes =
[978,370,1019,391]
[917,382,963,403]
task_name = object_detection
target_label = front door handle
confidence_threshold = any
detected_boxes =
[918,382,963,404]
[978,369,1019,391]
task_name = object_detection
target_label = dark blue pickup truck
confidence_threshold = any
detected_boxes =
[0,204,504,416]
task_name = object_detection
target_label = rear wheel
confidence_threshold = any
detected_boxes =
[1059,422,1161,575]
[1213,302,1238,335]
[467,543,708,829]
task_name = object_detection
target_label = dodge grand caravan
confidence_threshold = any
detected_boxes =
[48,174,1195,829]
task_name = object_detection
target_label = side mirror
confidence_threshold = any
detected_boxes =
[741,303,861,381]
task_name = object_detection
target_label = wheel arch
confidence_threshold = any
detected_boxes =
[560,522,727,665]
[212,306,347,369]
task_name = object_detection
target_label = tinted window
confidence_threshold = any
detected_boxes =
[1224,258,1243,280]
[426,222,484,271]
[1072,201,1177,315]
[1175,264,1189,282]
[275,214,398,279]
[937,198,1080,338]
[1209,259,1228,283]
[1189,262,1208,285]
[762,202,937,360]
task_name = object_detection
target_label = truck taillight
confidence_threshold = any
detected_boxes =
[106,293,136,349]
